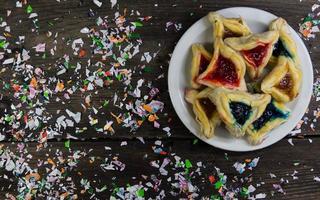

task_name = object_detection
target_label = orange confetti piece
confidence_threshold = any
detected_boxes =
[148,115,156,122]
[47,158,56,167]
[25,172,41,182]
[12,84,21,92]
[30,77,38,88]
[56,81,64,92]
[78,49,86,58]
[209,175,216,184]
[143,104,152,113]
[137,120,143,126]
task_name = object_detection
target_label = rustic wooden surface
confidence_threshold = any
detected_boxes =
[0,0,319,199]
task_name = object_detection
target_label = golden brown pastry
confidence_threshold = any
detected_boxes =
[190,44,212,89]
[185,88,220,138]
[196,38,247,91]
[261,56,302,102]
[209,88,271,137]
[247,99,290,145]
[269,17,300,66]
[224,31,279,79]
[208,12,252,39]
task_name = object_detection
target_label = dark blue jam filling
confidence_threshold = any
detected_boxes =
[252,101,288,131]
[273,39,292,58]
[229,102,252,126]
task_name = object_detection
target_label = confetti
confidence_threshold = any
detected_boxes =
[93,0,102,7]
[110,0,117,8]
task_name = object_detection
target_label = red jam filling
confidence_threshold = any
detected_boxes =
[242,43,269,68]
[199,98,216,118]
[199,55,210,74]
[203,55,239,87]
[277,73,293,91]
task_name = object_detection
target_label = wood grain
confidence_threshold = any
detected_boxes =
[0,138,319,199]
[0,0,319,199]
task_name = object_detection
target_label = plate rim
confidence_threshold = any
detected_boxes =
[168,7,314,152]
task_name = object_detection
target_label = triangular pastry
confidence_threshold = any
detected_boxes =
[261,56,302,102]
[185,88,220,138]
[224,31,279,79]
[247,99,290,145]
[269,18,299,65]
[190,44,212,89]
[208,12,252,39]
[197,38,247,91]
[209,88,271,137]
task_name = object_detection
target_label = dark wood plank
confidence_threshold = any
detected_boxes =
[0,0,318,142]
[0,138,319,199]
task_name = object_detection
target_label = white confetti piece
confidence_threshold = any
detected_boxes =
[110,0,117,8]
[33,43,46,52]
[288,138,294,146]
[2,58,14,64]
[255,193,267,199]
[80,27,90,33]
[233,162,246,174]
[314,176,320,182]
[66,109,81,123]
[93,0,102,7]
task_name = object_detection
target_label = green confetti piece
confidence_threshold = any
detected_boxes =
[43,90,49,99]
[214,180,223,189]
[26,5,33,14]
[240,187,249,196]
[103,100,109,107]
[42,53,46,59]
[64,61,70,69]
[136,188,145,197]
[143,66,152,72]
[128,33,140,39]
[312,19,320,25]
[83,80,89,85]
[4,115,13,123]
[21,95,27,102]
[0,40,7,49]
[47,21,54,27]
[91,36,104,48]
[64,140,70,148]
[302,16,312,23]
[112,54,117,61]
[210,195,221,200]
[193,139,198,145]
[116,73,122,81]
[98,185,107,192]
[4,83,10,89]
[97,71,104,76]
[88,187,94,194]
[123,53,129,60]
[131,21,143,27]
[115,42,123,47]
[185,159,192,169]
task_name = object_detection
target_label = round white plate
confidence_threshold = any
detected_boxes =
[168,7,313,152]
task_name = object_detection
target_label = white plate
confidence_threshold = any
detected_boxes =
[168,7,313,152]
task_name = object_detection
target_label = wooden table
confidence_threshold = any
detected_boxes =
[0,0,319,199]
